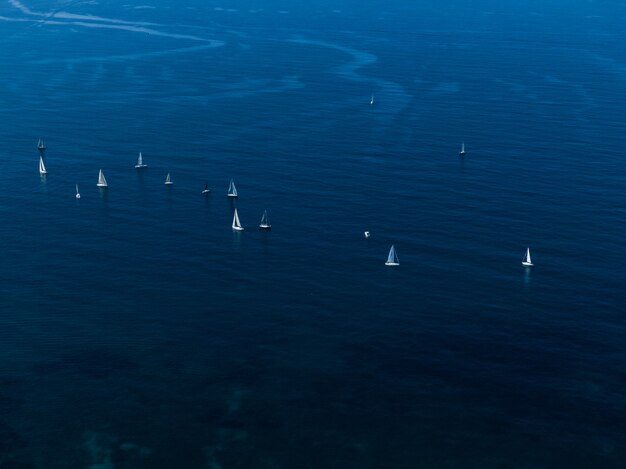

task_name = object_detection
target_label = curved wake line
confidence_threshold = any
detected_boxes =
[8,0,158,26]
[7,0,220,42]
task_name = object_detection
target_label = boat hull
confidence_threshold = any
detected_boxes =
[97,184,107,187]
[232,226,244,231]
[227,194,238,198]
[385,262,400,266]
[259,224,271,230]
[522,262,533,266]
[135,164,147,169]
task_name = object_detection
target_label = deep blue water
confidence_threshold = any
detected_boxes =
[0,1,625,467]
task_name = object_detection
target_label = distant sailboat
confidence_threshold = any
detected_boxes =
[459,142,466,157]
[259,210,271,230]
[37,138,46,153]
[135,152,147,169]
[232,208,244,231]
[385,245,400,266]
[370,95,374,105]
[165,173,173,185]
[75,184,81,199]
[364,231,371,239]
[202,183,210,195]
[39,155,47,175]
[227,179,238,198]
[97,169,108,188]
[522,248,533,267]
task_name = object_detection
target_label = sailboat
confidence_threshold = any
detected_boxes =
[97,169,108,188]
[364,231,371,239]
[37,138,46,153]
[459,142,466,157]
[135,152,147,169]
[39,155,47,175]
[164,173,173,185]
[370,95,374,105]
[385,245,400,266]
[227,179,238,198]
[232,208,244,231]
[259,210,271,230]
[202,183,210,195]
[522,248,533,267]
[75,184,81,199]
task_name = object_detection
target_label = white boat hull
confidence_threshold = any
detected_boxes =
[227,194,238,198]
[259,224,271,229]
[232,226,244,231]
[522,261,533,266]
[135,164,147,169]
[165,182,173,185]
[385,262,400,266]
[97,183,107,187]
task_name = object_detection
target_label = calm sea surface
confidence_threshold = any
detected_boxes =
[0,1,625,467]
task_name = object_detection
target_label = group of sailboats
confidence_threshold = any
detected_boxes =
[231,208,271,231]
[382,245,534,267]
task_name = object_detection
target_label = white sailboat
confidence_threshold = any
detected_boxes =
[385,245,400,266]
[75,184,81,199]
[135,152,147,169]
[364,231,371,239]
[97,169,108,188]
[37,138,46,152]
[39,155,47,175]
[459,142,466,157]
[202,183,210,195]
[227,179,238,198]
[370,95,374,105]
[522,248,533,266]
[232,208,244,231]
[165,173,173,185]
[259,210,271,230]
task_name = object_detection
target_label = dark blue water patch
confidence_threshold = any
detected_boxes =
[1,0,626,466]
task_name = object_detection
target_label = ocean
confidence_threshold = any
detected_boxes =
[0,0,625,467]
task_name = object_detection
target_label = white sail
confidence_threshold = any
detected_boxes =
[97,169,108,187]
[75,184,81,199]
[385,245,399,266]
[522,248,533,266]
[135,152,147,168]
[165,172,173,185]
[39,156,47,175]
[460,142,465,155]
[259,210,271,229]
[232,208,244,231]
[227,179,238,197]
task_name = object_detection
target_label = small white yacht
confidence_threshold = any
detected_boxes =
[97,169,108,188]
[39,156,47,175]
[165,173,173,185]
[385,245,400,266]
[232,208,244,231]
[135,152,147,169]
[459,142,466,157]
[202,183,210,195]
[75,184,81,199]
[522,248,533,267]
[364,231,371,239]
[227,179,238,198]
[259,210,271,230]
